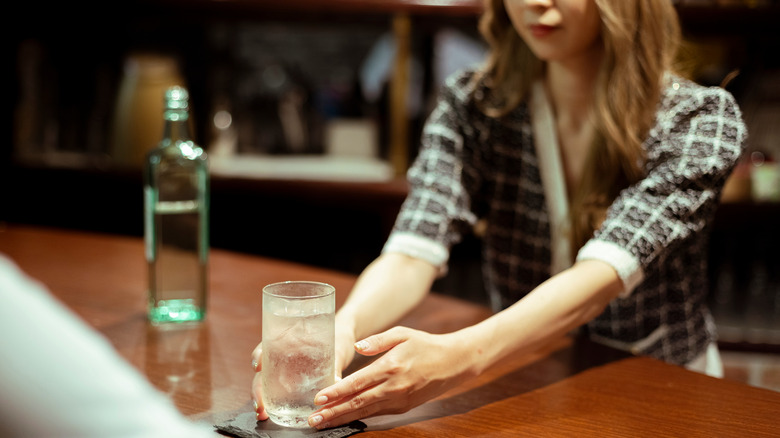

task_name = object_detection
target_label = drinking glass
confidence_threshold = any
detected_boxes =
[261,281,335,428]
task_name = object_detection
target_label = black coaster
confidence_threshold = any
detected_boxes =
[214,410,366,438]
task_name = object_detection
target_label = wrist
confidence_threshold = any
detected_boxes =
[335,312,357,343]
[449,326,492,378]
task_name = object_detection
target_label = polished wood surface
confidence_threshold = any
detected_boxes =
[1,224,778,437]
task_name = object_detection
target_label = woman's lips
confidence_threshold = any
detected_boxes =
[529,24,557,37]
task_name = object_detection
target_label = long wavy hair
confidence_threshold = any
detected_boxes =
[475,0,681,253]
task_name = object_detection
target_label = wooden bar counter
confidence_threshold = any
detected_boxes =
[0,224,778,437]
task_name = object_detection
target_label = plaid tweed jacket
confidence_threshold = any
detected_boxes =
[383,70,747,365]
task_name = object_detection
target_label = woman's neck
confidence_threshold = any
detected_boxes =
[541,48,604,197]
[543,49,603,131]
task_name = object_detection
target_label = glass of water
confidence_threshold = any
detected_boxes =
[261,281,335,428]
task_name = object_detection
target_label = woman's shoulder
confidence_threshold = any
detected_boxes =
[648,73,747,158]
[432,69,499,125]
[439,68,483,104]
[438,69,529,125]
[660,73,743,119]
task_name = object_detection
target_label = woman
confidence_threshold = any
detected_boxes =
[252,0,747,429]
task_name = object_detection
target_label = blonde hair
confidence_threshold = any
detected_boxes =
[476,0,681,252]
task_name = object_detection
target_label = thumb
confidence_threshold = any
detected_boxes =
[353,326,412,356]
[251,342,262,371]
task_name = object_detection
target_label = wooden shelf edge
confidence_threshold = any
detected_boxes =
[142,0,484,17]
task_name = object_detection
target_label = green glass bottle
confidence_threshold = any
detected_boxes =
[144,86,209,324]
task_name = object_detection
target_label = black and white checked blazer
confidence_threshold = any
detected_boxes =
[383,70,747,365]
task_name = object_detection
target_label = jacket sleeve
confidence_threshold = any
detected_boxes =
[382,72,483,273]
[577,82,748,295]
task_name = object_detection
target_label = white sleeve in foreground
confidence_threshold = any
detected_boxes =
[0,255,214,438]
[576,239,644,297]
[382,232,450,276]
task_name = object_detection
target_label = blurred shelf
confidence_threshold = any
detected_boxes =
[210,155,396,182]
[140,0,780,18]
[3,158,408,220]
[1,160,408,273]
[123,0,780,25]
[138,0,485,17]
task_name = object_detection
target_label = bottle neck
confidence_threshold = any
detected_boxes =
[162,108,191,143]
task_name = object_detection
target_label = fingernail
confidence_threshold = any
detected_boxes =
[309,414,323,427]
[253,400,258,411]
[315,395,328,405]
[354,340,369,351]
[256,412,262,421]
[252,360,258,370]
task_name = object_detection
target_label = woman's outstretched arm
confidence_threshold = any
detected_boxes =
[307,259,623,429]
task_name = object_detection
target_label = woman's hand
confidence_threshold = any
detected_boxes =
[250,344,269,421]
[307,326,477,429]
[250,323,358,421]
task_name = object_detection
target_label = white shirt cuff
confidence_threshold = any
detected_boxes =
[382,232,450,276]
[576,239,644,297]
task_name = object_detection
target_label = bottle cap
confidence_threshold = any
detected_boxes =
[165,86,189,110]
